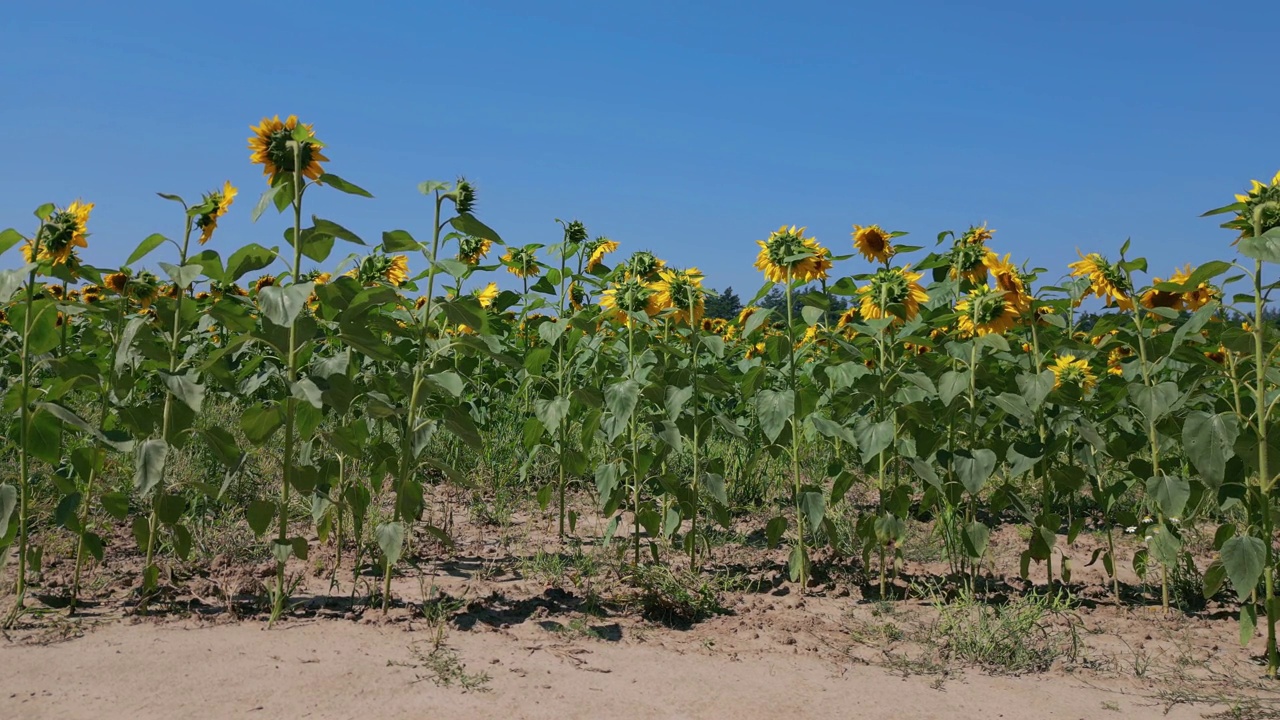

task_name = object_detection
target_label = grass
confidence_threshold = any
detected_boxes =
[927,586,1080,675]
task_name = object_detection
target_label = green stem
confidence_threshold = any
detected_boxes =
[1251,253,1278,677]
[785,273,807,591]
[6,223,43,628]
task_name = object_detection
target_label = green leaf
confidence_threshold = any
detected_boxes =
[801,305,824,327]
[1240,604,1258,647]
[442,405,483,451]
[955,449,997,495]
[376,521,405,566]
[449,213,504,245]
[604,380,642,421]
[241,403,284,445]
[257,282,313,327]
[0,485,16,537]
[1182,412,1238,485]
[0,266,32,303]
[226,243,278,281]
[938,370,970,406]
[318,173,373,198]
[799,491,825,534]
[246,499,275,536]
[534,396,571,434]
[248,181,281,221]
[963,520,990,559]
[133,439,169,497]
[100,491,130,520]
[161,371,205,413]
[426,371,464,398]
[765,516,787,549]
[1221,535,1266,601]
[1145,474,1190,519]
[808,415,857,445]
[382,229,420,252]
[1237,227,1280,264]
[127,233,170,265]
[743,307,772,337]
[1203,560,1227,600]
[853,419,893,465]
[754,389,794,443]
[312,217,366,245]
[1018,371,1055,410]
[0,228,25,256]
[291,377,323,409]
[1128,382,1179,421]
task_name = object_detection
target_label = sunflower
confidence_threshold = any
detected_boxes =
[1107,345,1133,376]
[476,281,499,309]
[946,224,993,284]
[26,200,93,266]
[650,267,706,326]
[346,254,409,287]
[858,265,930,324]
[248,115,329,183]
[1068,252,1134,311]
[502,246,542,278]
[196,181,238,245]
[1220,169,1280,242]
[103,272,130,295]
[567,281,587,311]
[561,219,588,244]
[1169,264,1218,311]
[836,306,859,328]
[254,275,276,294]
[954,284,1019,337]
[1204,345,1228,365]
[451,177,476,214]
[622,250,665,280]
[600,275,658,326]
[457,236,493,265]
[81,284,102,305]
[745,341,767,360]
[126,271,161,309]
[385,255,409,286]
[586,238,620,272]
[754,225,832,283]
[985,251,1031,313]
[852,224,895,264]
[736,305,760,327]
[1050,354,1097,391]
[1140,272,1185,311]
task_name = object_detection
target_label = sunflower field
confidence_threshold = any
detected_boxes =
[2,117,1280,678]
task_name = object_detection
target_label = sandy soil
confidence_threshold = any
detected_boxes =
[3,490,1279,719]
[0,619,1218,720]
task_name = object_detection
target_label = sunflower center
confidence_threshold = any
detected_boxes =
[265,129,318,174]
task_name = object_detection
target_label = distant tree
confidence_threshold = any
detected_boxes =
[757,284,848,323]
[705,286,743,320]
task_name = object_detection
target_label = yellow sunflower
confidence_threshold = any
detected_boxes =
[103,272,129,295]
[457,236,493,265]
[26,200,93,265]
[385,255,409,286]
[254,275,276,293]
[650,267,706,325]
[836,306,859,328]
[1140,271,1185,311]
[1171,264,1218,310]
[248,115,329,183]
[954,284,1019,337]
[622,250,665,280]
[736,305,760,327]
[946,224,993,284]
[1107,345,1133,376]
[1068,252,1134,311]
[502,246,542,278]
[754,225,832,284]
[1050,354,1097,391]
[985,251,1032,314]
[197,181,238,245]
[586,238,620,272]
[600,275,659,326]
[476,281,499,309]
[858,265,930,324]
[852,224,895,264]
[1221,169,1280,242]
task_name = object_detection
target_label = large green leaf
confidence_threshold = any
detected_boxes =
[1182,411,1238,485]
[376,521,405,566]
[853,418,893,464]
[1145,474,1190,519]
[450,213,504,245]
[755,389,794,443]
[161,371,205,413]
[534,396,571,434]
[0,484,16,538]
[240,403,284,445]
[133,439,169,497]
[1220,535,1266,601]
[954,449,997,495]
[257,282,313,327]
[226,243,278,281]
[1128,382,1179,421]
[127,233,169,265]
[799,491,825,534]
[1237,227,1280,264]
[318,173,373,198]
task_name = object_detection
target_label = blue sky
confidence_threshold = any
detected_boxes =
[2,0,1277,296]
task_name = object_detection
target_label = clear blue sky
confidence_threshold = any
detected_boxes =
[3,0,1277,295]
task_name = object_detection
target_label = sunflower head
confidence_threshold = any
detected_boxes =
[501,246,542,278]
[946,225,992,284]
[858,265,930,325]
[1068,252,1134,311]
[1220,169,1280,241]
[457,235,493,265]
[754,225,832,283]
[736,305,760,327]
[254,275,277,293]
[196,181,238,245]
[248,115,329,183]
[585,237,620,272]
[600,274,658,326]
[954,284,1019,337]
[32,200,93,266]
[1169,264,1218,311]
[651,267,706,325]
[477,281,499,309]
[1140,273,1186,311]
[451,177,476,214]
[103,271,129,295]
[1050,354,1097,391]
[623,250,665,280]
[562,219,589,245]
[567,281,587,311]
[127,271,161,308]
[852,224,895,264]
[836,306,859,329]
[347,253,410,286]
[1107,345,1133,375]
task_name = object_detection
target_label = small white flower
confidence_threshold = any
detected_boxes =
[1125,526,1137,534]
[1142,516,1153,524]
[1169,517,1181,525]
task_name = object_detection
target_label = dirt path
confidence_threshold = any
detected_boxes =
[3,618,1210,720]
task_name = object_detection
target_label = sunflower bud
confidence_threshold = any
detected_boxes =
[564,220,588,244]
[452,177,476,214]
